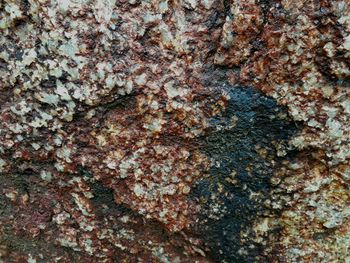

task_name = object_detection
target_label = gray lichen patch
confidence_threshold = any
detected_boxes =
[0,0,350,262]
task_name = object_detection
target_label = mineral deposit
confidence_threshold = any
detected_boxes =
[0,0,349,262]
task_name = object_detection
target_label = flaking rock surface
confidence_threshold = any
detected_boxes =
[0,0,349,262]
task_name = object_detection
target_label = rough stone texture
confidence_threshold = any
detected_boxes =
[0,0,349,262]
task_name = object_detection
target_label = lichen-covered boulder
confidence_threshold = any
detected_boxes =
[0,0,349,262]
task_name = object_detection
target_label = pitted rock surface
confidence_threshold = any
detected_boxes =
[0,0,350,262]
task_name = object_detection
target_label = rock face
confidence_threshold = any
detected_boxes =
[0,0,349,262]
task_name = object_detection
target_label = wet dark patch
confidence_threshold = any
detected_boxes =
[90,180,135,216]
[76,166,135,217]
[191,84,299,263]
[0,226,88,263]
[68,91,138,128]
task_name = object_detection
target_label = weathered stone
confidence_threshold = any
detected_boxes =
[0,0,349,262]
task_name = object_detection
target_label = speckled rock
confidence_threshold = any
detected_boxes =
[0,0,349,262]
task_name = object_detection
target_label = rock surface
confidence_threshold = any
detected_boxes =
[0,0,349,262]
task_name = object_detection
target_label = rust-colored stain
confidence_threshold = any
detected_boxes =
[0,0,349,262]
